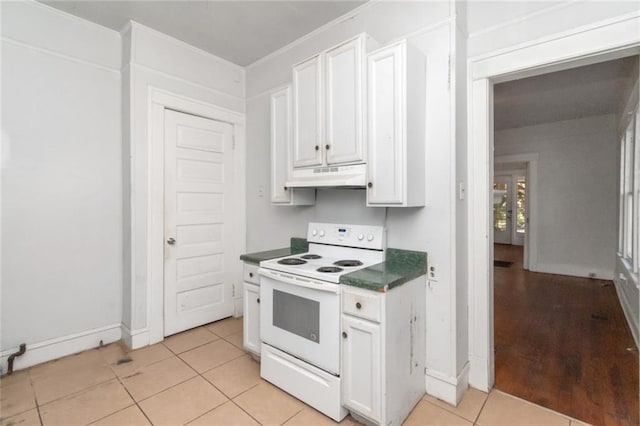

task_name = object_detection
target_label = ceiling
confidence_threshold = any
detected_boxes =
[39,0,366,66]
[494,56,638,130]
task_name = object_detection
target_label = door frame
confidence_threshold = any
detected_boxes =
[467,12,640,391]
[148,87,246,345]
[495,154,539,270]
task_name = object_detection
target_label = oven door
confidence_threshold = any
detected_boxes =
[259,269,341,375]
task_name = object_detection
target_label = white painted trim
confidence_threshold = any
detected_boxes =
[425,361,470,406]
[468,13,640,391]
[614,279,640,349]
[0,36,120,74]
[146,87,247,346]
[0,324,121,373]
[246,0,381,69]
[120,324,150,350]
[471,10,640,80]
[495,153,539,270]
[132,63,245,104]
[534,263,614,280]
[467,0,580,39]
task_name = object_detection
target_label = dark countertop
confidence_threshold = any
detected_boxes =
[239,238,308,264]
[339,248,428,292]
[241,241,427,292]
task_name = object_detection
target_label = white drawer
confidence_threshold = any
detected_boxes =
[244,263,259,284]
[342,286,382,323]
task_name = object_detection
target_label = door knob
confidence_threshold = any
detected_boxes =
[167,237,176,245]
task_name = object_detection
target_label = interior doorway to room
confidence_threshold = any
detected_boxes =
[163,109,235,337]
[491,56,639,425]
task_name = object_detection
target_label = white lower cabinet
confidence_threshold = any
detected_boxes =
[341,278,426,426]
[243,283,260,356]
[342,314,382,422]
[243,263,261,356]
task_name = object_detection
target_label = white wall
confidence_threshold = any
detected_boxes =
[494,114,618,279]
[246,1,467,403]
[1,1,122,369]
[122,22,246,348]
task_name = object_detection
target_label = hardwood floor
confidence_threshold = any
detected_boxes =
[494,244,639,426]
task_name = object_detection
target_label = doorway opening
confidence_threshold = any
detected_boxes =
[490,56,639,425]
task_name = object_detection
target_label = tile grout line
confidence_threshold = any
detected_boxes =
[420,398,477,425]
[473,390,491,425]
[28,369,45,426]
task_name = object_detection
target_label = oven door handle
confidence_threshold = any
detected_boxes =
[258,268,340,294]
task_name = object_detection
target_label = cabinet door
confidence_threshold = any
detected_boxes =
[342,314,381,422]
[243,283,261,355]
[367,44,404,204]
[325,37,364,165]
[293,55,323,168]
[270,87,292,203]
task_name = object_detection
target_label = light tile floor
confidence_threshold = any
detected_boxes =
[1,318,591,426]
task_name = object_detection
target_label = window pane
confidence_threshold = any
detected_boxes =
[516,177,526,234]
[493,182,507,232]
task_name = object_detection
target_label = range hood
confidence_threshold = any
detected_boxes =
[286,163,366,188]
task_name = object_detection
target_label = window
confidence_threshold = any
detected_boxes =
[516,177,526,234]
[619,107,639,273]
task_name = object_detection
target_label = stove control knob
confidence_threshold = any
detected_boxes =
[367,234,374,242]
[357,234,364,241]
[312,229,317,236]
[319,230,325,237]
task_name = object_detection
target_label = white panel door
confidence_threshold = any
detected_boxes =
[342,314,381,423]
[367,44,404,204]
[293,55,323,168]
[325,37,364,165]
[164,109,234,336]
[243,282,261,355]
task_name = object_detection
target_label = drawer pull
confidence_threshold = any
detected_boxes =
[342,331,347,339]
[356,302,362,309]
[249,272,254,278]
[257,298,260,304]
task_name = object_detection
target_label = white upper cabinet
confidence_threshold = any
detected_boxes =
[367,40,426,207]
[271,86,315,205]
[292,34,376,170]
[293,55,323,168]
[325,37,365,165]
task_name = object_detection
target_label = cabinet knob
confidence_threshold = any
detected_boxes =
[342,331,347,339]
[167,237,176,245]
[284,186,288,191]
[249,272,253,278]
[367,182,373,188]
[356,302,362,309]
[315,145,319,151]
[325,144,330,150]
[257,298,260,304]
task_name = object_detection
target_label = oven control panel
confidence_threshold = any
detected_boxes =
[307,222,386,250]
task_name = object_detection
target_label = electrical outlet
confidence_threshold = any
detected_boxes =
[428,264,439,281]
[588,272,596,278]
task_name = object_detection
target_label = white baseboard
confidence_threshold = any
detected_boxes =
[614,279,640,349]
[425,362,470,406]
[0,324,121,374]
[533,263,614,280]
[467,354,491,392]
[121,324,150,350]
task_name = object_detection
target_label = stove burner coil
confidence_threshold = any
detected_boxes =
[301,254,322,260]
[333,260,363,267]
[277,258,307,265]
[316,266,344,273]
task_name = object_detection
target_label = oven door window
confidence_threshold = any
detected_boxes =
[272,289,320,343]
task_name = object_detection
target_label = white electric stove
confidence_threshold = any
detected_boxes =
[258,222,386,421]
